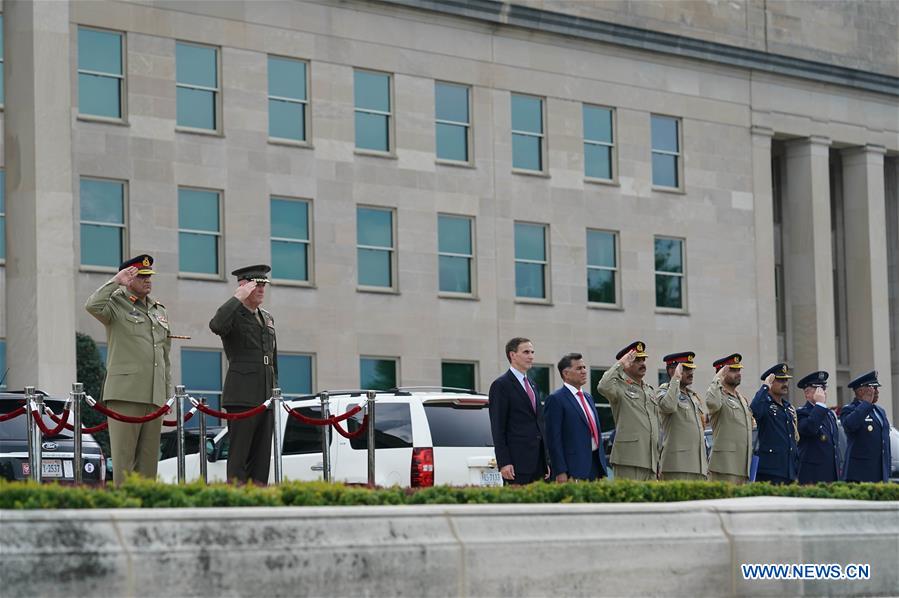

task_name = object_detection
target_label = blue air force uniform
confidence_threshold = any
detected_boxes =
[840,370,892,483]
[750,363,799,484]
[795,371,841,484]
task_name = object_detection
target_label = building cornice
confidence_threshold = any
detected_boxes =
[376,0,899,97]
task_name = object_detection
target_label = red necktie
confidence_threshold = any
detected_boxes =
[577,390,599,447]
[524,378,537,413]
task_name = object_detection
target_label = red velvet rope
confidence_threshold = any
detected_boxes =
[0,406,26,422]
[31,409,71,437]
[331,404,363,423]
[193,400,269,421]
[162,408,196,427]
[90,400,172,424]
[44,409,109,434]
[282,403,365,428]
[282,404,331,426]
[332,413,369,439]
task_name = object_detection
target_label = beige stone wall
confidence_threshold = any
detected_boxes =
[513,0,899,77]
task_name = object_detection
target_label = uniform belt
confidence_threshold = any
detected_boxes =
[231,357,273,365]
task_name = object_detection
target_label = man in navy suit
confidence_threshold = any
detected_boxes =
[544,353,609,482]
[795,370,841,484]
[840,370,892,483]
[488,337,548,485]
[750,363,799,484]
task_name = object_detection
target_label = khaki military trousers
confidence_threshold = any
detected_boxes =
[613,465,656,481]
[709,471,749,485]
[660,471,707,481]
[106,400,163,484]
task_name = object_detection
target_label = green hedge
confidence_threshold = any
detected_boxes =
[1,477,897,509]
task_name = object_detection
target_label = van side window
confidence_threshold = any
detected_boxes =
[348,403,412,449]
[283,406,329,455]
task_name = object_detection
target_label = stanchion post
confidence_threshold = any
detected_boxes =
[366,390,376,487]
[271,388,283,485]
[24,386,40,483]
[198,396,208,484]
[33,389,45,483]
[72,383,84,484]
[175,385,186,484]
[320,391,330,482]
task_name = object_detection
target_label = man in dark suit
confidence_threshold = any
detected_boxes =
[209,264,278,484]
[488,337,548,485]
[840,370,892,483]
[750,363,799,484]
[795,370,841,484]
[544,353,608,482]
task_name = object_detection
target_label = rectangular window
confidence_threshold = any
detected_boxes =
[270,197,311,282]
[514,222,548,299]
[268,55,308,142]
[176,42,219,131]
[354,70,391,152]
[0,171,5,262]
[0,339,6,389]
[435,82,470,162]
[357,206,395,289]
[586,229,618,305]
[279,354,314,398]
[438,214,473,295]
[589,368,614,434]
[181,349,223,427]
[655,236,685,310]
[511,94,544,171]
[527,365,551,405]
[178,188,221,276]
[347,403,412,450]
[78,27,124,119]
[651,115,681,188]
[441,361,477,392]
[80,178,126,269]
[360,357,398,391]
[583,105,614,180]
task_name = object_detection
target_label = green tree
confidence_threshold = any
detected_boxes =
[75,332,110,455]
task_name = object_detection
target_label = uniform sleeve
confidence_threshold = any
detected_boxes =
[749,385,771,421]
[488,378,512,469]
[797,404,827,438]
[705,380,724,414]
[209,297,243,337]
[840,401,874,433]
[597,362,623,407]
[657,380,679,415]
[543,394,566,477]
[84,279,122,325]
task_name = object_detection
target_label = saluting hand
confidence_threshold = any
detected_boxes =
[114,266,138,286]
[764,373,776,387]
[234,280,257,303]
[619,349,637,368]
[813,387,826,405]
[672,363,684,382]
[715,365,728,382]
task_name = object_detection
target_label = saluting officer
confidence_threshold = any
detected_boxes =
[750,363,799,484]
[795,371,841,484]
[210,265,279,485]
[85,254,172,483]
[706,354,754,484]
[657,352,708,481]
[840,370,892,483]
[597,341,660,481]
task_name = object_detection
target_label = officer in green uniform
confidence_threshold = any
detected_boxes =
[210,265,278,484]
[597,341,660,481]
[85,254,172,483]
[705,354,755,484]
[657,352,708,481]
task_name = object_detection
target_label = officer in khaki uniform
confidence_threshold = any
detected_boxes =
[210,264,278,484]
[85,254,172,483]
[705,353,754,484]
[657,352,708,481]
[597,341,660,481]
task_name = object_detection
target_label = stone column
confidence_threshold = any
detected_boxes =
[783,136,836,381]
[842,145,893,421]
[751,126,777,368]
[3,2,77,392]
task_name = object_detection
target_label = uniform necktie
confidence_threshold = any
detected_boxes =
[524,377,537,413]
[577,390,599,447]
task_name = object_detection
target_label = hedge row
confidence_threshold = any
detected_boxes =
[1,477,897,509]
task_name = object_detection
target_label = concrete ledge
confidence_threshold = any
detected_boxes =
[1,497,897,597]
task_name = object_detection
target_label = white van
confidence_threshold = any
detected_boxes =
[157,389,502,487]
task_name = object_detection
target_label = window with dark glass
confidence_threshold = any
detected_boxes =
[181,349,222,427]
[348,403,412,449]
[80,178,126,269]
[583,105,614,180]
[78,27,124,119]
[435,82,470,162]
[283,405,328,455]
[354,70,391,152]
[178,188,221,275]
[514,222,548,299]
[651,115,681,188]
[441,361,476,391]
[511,94,544,171]
[271,197,311,282]
[527,365,551,405]
[360,357,397,391]
[357,207,395,288]
[438,214,473,294]
[424,402,493,447]
[655,236,685,309]
[587,229,618,305]
[268,56,308,141]
[176,42,219,130]
[279,354,314,397]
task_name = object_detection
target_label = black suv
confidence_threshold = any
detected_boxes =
[0,391,105,484]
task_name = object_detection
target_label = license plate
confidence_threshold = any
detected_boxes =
[42,459,63,478]
[480,469,503,487]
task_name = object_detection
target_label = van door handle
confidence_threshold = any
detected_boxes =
[311,463,324,471]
